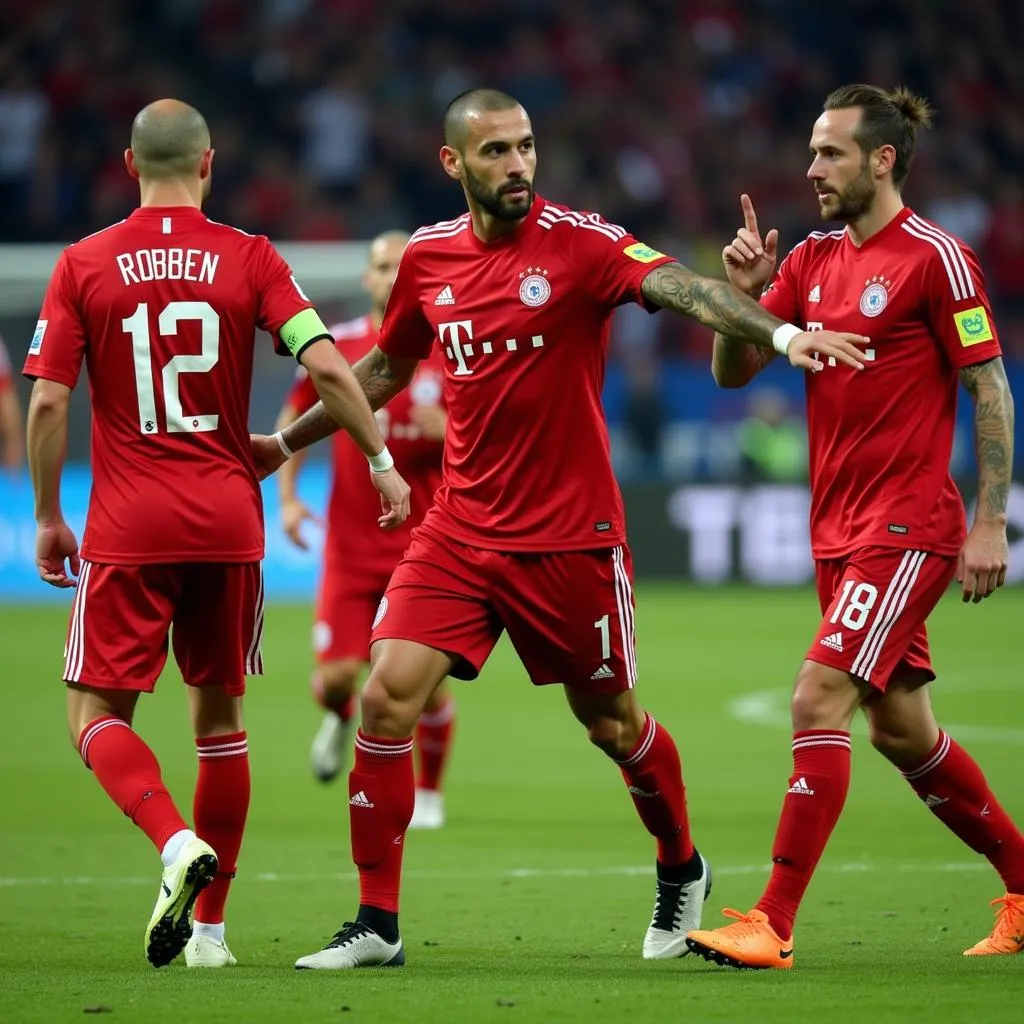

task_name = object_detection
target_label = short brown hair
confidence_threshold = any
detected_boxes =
[823,84,934,189]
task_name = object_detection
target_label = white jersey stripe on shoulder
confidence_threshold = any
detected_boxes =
[901,222,966,301]
[409,223,469,244]
[75,219,128,244]
[205,219,256,238]
[539,207,628,240]
[538,211,621,243]
[412,214,470,233]
[550,207,628,240]
[906,214,975,298]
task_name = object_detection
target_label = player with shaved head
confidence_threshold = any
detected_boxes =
[24,99,410,969]
[253,87,870,971]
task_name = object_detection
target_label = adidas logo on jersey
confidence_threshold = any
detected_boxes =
[820,631,844,652]
[808,284,821,303]
[924,793,949,809]
[434,284,456,305]
[591,663,614,680]
[788,777,815,796]
[349,790,375,808]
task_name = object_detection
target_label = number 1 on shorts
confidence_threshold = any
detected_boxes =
[594,613,610,659]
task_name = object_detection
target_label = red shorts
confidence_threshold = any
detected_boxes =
[808,546,956,690]
[313,566,388,664]
[371,528,637,693]
[63,560,264,694]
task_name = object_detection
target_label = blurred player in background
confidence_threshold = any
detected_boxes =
[687,84,1021,969]
[23,99,409,969]
[275,229,456,829]
[255,88,871,971]
[0,334,24,470]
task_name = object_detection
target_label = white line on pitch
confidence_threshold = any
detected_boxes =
[0,860,987,889]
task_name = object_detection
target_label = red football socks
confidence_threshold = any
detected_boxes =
[415,695,456,792]
[900,731,1024,893]
[349,730,415,913]
[78,716,188,851]
[615,714,695,866]
[193,731,250,924]
[757,730,852,939]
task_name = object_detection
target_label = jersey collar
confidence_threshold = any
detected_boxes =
[843,207,913,253]
[466,194,543,252]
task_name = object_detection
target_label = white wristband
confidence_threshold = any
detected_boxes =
[368,446,394,474]
[274,431,294,459]
[772,323,803,355]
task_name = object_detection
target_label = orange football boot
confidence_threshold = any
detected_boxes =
[686,908,794,969]
[963,893,1024,956]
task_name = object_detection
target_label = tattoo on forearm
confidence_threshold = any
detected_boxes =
[641,264,781,346]
[284,401,338,453]
[712,332,776,383]
[959,357,1015,520]
[353,347,404,411]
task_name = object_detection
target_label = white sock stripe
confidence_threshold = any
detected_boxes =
[850,551,919,680]
[79,716,129,764]
[618,715,656,766]
[64,560,92,682]
[791,737,853,751]
[901,732,952,780]
[356,736,414,757]
[792,732,851,746]
[245,570,265,675]
[197,740,249,756]
[197,747,250,759]
[853,551,926,681]
[612,546,637,685]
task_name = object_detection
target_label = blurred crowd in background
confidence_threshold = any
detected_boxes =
[1,0,1022,479]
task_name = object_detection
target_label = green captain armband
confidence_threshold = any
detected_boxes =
[280,308,331,360]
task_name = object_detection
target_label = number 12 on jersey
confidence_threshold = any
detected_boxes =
[123,300,220,434]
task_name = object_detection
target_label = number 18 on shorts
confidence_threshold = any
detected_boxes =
[809,546,957,689]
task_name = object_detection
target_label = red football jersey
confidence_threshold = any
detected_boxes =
[378,196,674,552]
[23,206,313,563]
[761,207,1002,559]
[287,314,445,580]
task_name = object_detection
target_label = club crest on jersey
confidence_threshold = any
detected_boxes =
[519,267,551,307]
[859,276,892,318]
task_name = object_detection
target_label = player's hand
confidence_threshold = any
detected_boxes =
[281,495,322,551]
[722,194,779,296]
[372,466,411,529]
[787,330,871,372]
[410,404,447,442]
[957,520,1008,603]
[250,433,287,480]
[35,518,80,589]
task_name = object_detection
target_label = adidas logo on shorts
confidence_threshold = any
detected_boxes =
[820,631,844,652]
[349,790,375,808]
[787,776,815,796]
[590,663,614,680]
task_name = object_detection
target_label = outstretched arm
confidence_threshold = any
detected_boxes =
[957,356,1014,602]
[281,345,418,455]
[641,262,789,347]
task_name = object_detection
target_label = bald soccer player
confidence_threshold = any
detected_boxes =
[24,99,410,969]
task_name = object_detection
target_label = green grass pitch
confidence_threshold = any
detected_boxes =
[2,585,1022,1023]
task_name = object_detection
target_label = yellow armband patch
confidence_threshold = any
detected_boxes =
[623,242,667,263]
[280,308,330,358]
[954,306,993,347]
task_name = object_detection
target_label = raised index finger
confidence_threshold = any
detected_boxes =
[740,193,759,235]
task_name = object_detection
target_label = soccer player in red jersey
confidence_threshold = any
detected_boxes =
[0,335,24,470]
[251,88,869,970]
[275,229,457,828]
[686,85,1021,969]
[22,100,410,969]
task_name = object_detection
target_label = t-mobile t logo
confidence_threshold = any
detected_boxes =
[438,319,545,376]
